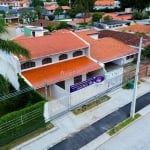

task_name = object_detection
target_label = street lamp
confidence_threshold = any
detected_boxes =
[130,37,143,118]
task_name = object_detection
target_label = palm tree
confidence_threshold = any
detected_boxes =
[0,19,30,59]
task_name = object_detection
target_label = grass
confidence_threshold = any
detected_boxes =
[72,95,111,115]
[122,80,141,89]
[0,122,54,150]
[108,113,141,136]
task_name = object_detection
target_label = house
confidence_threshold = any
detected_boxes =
[13,27,138,107]
[14,29,107,106]
[0,0,30,9]
[94,0,120,10]
[102,12,132,20]
[117,24,150,35]
[76,29,137,86]
[94,20,131,29]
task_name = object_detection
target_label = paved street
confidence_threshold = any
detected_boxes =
[13,77,150,150]
[96,112,150,150]
[49,92,150,150]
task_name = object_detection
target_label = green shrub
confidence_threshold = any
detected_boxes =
[0,101,45,146]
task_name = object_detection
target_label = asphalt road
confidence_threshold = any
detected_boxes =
[49,92,150,150]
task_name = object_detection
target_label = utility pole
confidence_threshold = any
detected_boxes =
[130,37,143,118]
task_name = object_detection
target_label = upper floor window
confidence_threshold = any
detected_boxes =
[73,50,83,57]
[59,54,68,61]
[42,57,52,65]
[21,61,35,70]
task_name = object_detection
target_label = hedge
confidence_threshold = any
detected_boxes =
[0,101,45,146]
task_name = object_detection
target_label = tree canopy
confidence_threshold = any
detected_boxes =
[0,19,30,59]
[120,0,150,11]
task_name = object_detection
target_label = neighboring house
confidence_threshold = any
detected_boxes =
[118,24,150,35]
[0,0,30,9]
[44,4,70,16]
[30,19,59,28]
[98,29,150,47]
[94,0,120,10]
[102,12,132,20]
[94,20,131,29]
[76,30,137,84]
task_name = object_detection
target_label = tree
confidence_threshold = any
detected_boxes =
[103,15,112,21]
[56,0,69,6]
[119,0,150,11]
[31,0,44,7]
[142,45,150,59]
[0,19,30,59]
[19,10,38,24]
[73,0,96,23]
[54,6,63,20]
[35,6,42,20]
[92,12,102,22]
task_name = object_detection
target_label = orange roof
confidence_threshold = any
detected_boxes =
[14,30,88,61]
[45,5,70,10]
[76,30,137,62]
[45,5,57,10]
[22,56,101,88]
[118,24,150,33]
[103,13,132,20]
[95,0,114,6]
[70,17,92,24]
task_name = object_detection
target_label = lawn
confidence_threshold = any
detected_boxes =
[72,95,111,115]
[108,113,141,136]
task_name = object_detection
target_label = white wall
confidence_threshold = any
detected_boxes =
[70,82,107,106]
[0,50,20,90]
[21,47,88,71]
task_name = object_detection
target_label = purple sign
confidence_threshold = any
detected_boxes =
[70,76,104,93]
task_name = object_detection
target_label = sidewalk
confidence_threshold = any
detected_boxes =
[13,77,150,150]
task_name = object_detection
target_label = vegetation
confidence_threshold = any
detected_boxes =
[108,114,141,136]
[0,122,54,150]
[0,101,46,146]
[19,10,38,24]
[0,75,46,117]
[31,0,44,7]
[103,15,112,21]
[92,12,102,22]
[142,45,150,59]
[56,0,69,6]
[0,19,30,59]
[72,95,110,115]
[119,0,150,11]
[132,11,149,20]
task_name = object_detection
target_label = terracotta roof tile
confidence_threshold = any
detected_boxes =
[95,0,114,6]
[30,19,58,28]
[118,24,150,34]
[22,56,101,88]
[103,13,132,20]
[76,30,137,62]
[14,30,88,61]
[98,30,140,46]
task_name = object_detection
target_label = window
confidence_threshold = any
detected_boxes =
[127,55,134,60]
[74,75,82,84]
[73,50,83,57]
[42,57,52,65]
[59,54,68,61]
[21,61,35,70]
[56,81,65,89]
